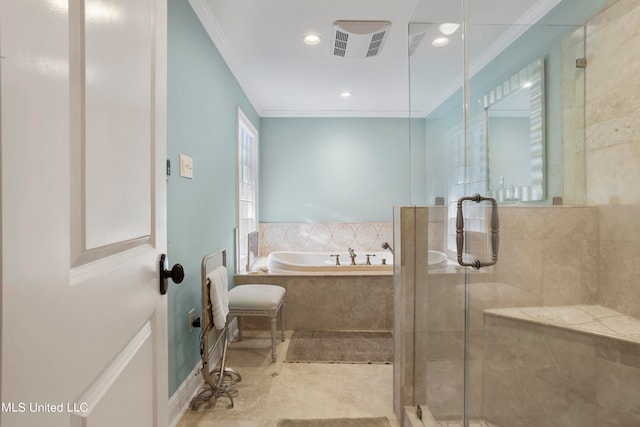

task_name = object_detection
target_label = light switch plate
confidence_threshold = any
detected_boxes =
[179,154,193,178]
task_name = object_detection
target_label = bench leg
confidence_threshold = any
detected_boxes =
[270,316,277,362]
[280,302,286,342]
[237,316,243,341]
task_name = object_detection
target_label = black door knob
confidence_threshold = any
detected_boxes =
[159,254,184,295]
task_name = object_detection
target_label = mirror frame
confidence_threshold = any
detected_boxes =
[483,58,546,202]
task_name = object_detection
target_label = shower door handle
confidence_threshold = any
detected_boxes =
[456,194,499,269]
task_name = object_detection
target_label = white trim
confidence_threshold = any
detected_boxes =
[260,109,413,118]
[168,362,202,427]
[236,108,259,273]
[168,322,238,427]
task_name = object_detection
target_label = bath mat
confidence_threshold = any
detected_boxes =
[277,417,392,427]
[284,330,393,364]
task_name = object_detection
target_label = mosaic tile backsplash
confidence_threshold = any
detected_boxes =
[259,222,393,256]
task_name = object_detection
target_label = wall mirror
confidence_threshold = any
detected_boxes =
[484,58,545,202]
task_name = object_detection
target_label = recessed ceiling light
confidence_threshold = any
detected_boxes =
[438,23,460,35]
[432,37,449,47]
[303,34,321,45]
[340,91,352,98]
[522,81,533,88]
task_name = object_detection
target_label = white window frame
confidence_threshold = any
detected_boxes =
[236,108,259,273]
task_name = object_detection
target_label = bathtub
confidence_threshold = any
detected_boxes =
[266,250,449,275]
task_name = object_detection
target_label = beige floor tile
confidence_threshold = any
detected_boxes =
[177,330,399,427]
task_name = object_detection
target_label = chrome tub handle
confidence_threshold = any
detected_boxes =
[456,194,499,269]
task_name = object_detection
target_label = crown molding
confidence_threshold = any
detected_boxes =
[260,109,412,119]
[187,0,264,115]
[469,0,562,77]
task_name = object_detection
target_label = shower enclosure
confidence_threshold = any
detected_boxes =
[400,0,640,426]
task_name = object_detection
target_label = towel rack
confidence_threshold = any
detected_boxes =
[190,247,242,409]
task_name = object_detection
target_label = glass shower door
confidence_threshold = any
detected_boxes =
[463,18,590,427]
[408,2,468,423]
[409,1,592,426]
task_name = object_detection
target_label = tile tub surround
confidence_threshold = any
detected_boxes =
[234,273,393,332]
[259,222,394,255]
[483,307,640,427]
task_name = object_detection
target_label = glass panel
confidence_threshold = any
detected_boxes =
[465,17,589,426]
[409,0,467,422]
[408,0,609,426]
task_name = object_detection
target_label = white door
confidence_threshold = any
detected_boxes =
[1,1,169,426]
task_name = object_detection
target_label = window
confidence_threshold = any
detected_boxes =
[236,108,259,273]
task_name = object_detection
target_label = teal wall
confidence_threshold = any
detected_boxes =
[260,118,414,222]
[167,0,259,397]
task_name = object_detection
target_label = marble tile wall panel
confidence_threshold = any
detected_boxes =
[234,274,393,331]
[585,0,640,319]
[259,222,393,256]
[483,314,598,427]
[421,206,600,420]
[492,206,599,306]
[394,206,419,422]
[596,358,640,427]
[598,206,640,319]
[482,311,640,427]
[422,206,599,360]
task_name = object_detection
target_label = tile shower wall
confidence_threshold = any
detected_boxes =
[483,313,640,427]
[417,205,600,420]
[259,222,393,255]
[585,0,640,320]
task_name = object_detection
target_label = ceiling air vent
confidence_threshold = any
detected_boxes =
[334,30,348,57]
[331,20,391,58]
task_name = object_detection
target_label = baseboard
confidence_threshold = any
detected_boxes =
[168,361,202,427]
[168,319,239,427]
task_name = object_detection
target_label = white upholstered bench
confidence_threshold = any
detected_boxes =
[228,284,286,362]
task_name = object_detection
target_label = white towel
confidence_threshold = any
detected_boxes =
[208,266,229,330]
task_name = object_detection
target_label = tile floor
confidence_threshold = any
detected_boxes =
[177,330,400,427]
[436,421,497,427]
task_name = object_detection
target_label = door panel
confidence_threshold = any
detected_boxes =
[83,0,153,250]
[0,0,168,426]
[71,322,154,427]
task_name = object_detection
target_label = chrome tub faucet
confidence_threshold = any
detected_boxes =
[348,247,357,265]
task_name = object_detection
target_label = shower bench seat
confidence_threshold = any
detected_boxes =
[482,304,640,426]
[484,304,640,345]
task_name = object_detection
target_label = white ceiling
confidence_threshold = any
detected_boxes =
[188,0,561,118]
